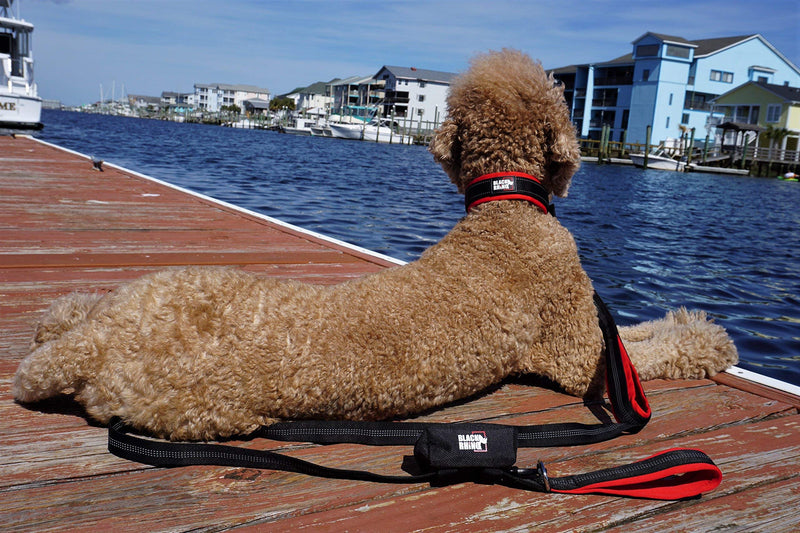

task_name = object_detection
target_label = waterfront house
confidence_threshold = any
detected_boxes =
[194,83,270,113]
[712,81,800,152]
[551,33,800,145]
[160,91,194,114]
[242,98,270,117]
[328,75,385,114]
[283,80,334,115]
[374,65,455,124]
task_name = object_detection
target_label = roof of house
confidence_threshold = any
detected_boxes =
[692,35,759,57]
[550,33,769,73]
[634,32,697,47]
[329,75,375,87]
[760,82,800,102]
[377,66,457,84]
[195,83,271,94]
[243,98,271,109]
[284,80,337,97]
[715,80,800,104]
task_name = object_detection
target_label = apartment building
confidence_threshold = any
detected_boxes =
[551,32,800,144]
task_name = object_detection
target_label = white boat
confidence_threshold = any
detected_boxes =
[329,119,411,144]
[309,124,331,137]
[0,0,42,131]
[629,149,686,171]
[281,117,318,136]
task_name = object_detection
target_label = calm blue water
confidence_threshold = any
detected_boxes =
[36,109,800,387]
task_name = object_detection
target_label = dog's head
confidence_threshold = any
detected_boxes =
[429,49,580,198]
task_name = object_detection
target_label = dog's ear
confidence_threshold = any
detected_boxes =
[545,127,581,198]
[429,119,462,188]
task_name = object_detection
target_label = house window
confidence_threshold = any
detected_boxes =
[665,45,691,58]
[419,81,426,88]
[767,104,781,123]
[636,44,659,57]
[758,76,768,83]
[643,69,650,81]
[666,116,670,128]
[710,70,734,83]
[735,106,750,123]
[418,95,425,102]
[669,93,673,105]
[682,113,689,123]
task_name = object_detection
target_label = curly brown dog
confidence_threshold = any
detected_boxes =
[13,49,737,441]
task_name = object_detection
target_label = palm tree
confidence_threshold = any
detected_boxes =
[761,125,791,158]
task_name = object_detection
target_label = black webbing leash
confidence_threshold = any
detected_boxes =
[108,292,722,500]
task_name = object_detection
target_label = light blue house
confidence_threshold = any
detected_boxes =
[551,33,800,144]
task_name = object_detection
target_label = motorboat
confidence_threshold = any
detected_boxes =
[0,0,42,130]
[309,124,331,137]
[629,149,686,171]
[281,116,318,136]
[329,119,411,144]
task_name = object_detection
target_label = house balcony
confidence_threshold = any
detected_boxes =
[593,76,633,86]
[592,99,618,108]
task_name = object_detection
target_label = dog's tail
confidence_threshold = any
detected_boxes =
[619,308,738,382]
[13,326,101,404]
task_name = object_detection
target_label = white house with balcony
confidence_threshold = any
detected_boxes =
[374,66,455,124]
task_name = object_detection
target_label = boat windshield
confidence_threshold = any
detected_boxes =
[0,24,32,77]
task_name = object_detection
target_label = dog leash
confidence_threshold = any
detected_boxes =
[108,292,722,500]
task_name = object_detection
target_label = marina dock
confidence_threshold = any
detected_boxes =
[2,136,799,531]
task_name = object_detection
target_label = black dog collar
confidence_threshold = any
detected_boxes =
[464,172,552,214]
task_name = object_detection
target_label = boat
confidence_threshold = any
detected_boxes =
[629,149,686,171]
[329,119,411,144]
[0,0,42,131]
[309,123,331,137]
[281,116,319,136]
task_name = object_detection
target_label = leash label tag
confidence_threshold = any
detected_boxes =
[414,424,517,469]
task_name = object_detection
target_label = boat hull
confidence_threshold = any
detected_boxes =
[0,93,43,130]
[329,123,410,144]
[629,153,685,171]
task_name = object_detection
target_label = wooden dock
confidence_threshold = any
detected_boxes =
[2,135,799,531]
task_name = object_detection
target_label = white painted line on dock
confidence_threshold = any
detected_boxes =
[725,366,800,397]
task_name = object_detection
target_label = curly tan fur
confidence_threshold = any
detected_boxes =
[13,49,737,441]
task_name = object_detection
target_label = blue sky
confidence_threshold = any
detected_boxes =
[19,0,800,106]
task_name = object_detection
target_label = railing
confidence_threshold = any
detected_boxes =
[738,145,800,162]
[593,76,633,86]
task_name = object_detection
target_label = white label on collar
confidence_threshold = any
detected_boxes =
[492,178,514,191]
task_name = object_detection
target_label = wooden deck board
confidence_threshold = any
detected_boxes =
[1,135,799,531]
